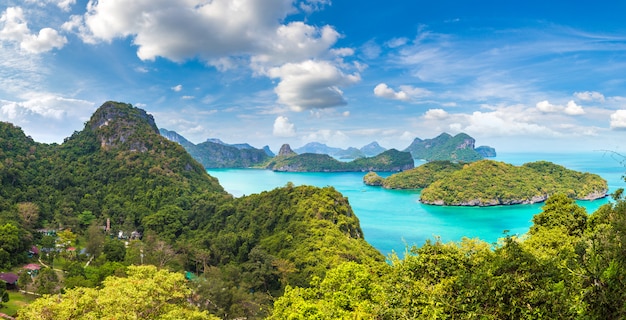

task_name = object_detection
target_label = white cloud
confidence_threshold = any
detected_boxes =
[574,91,605,102]
[610,110,626,130]
[536,100,585,115]
[373,83,409,101]
[0,7,66,54]
[268,60,360,111]
[564,100,585,115]
[303,129,349,146]
[273,115,296,137]
[74,0,337,67]
[374,83,431,101]
[0,94,94,143]
[424,108,449,120]
[171,84,182,92]
[25,0,76,11]
[342,111,350,117]
[536,100,560,113]
[182,96,194,100]
[386,37,408,48]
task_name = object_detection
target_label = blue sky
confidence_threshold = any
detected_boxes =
[1,0,626,153]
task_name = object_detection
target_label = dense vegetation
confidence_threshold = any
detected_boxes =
[4,101,626,319]
[265,149,414,172]
[0,102,383,318]
[364,161,463,189]
[404,132,486,162]
[270,192,626,319]
[420,160,608,206]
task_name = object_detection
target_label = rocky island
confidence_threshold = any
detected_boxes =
[265,144,414,172]
[365,160,607,206]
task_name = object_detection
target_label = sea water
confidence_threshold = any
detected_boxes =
[207,152,625,257]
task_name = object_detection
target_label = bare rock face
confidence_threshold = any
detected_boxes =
[87,101,159,152]
[278,144,297,156]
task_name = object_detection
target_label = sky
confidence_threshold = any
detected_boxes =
[1,0,626,153]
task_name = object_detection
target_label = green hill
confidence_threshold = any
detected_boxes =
[265,146,414,172]
[420,160,608,206]
[404,132,487,162]
[364,161,464,189]
[160,129,271,168]
[0,101,384,318]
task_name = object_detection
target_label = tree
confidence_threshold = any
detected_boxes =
[102,238,126,262]
[0,282,8,307]
[85,223,105,258]
[18,265,218,319]
[56,229,77,250]
[17,202,39,229]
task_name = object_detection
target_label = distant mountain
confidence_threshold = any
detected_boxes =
[404,132,492,162]
[159,129,271,168]
[266,145,413,172]
[476,145,497,157]
[360,141,387,157]
[294,141,387,159]
[294,142,344,155]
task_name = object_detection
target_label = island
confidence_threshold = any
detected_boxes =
[264,144,414,172]
[404,132,494,162]
[365,160,607,206]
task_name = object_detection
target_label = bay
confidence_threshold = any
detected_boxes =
[207,152,625,257]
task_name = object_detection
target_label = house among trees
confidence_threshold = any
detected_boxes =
[23,264,41,276]
[28,245,39,258]
[0,273,18,289]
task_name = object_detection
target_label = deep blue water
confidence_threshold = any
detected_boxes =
[207,152,625,257]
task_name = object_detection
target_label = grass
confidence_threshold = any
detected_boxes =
[0,291,37,317]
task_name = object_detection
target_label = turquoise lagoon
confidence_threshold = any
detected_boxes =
[208,152,625,257]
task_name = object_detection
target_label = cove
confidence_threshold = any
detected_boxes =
[208,152,625,257]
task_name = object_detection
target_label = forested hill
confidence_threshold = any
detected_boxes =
[0,101,385,318]
[404,132,490,162]
[160,128,272,168]
[420,160,607,206]
[265,146,414,172]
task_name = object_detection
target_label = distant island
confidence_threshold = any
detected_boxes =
[264,144,414,172]
[403,132,493,162]
[365,160,607,206]
[160,129,272,168]
[161,130,495,171]
[295,141,387,159]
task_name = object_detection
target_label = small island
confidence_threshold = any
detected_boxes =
[365,160,608,206]
[265,144,414,172]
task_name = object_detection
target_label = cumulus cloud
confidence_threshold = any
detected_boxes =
[268,60,360,111]
[574,91,605,102]
[610,110,626,130]
[0,94,94,143]
[273,116,296,137]
[72,0,337,66]
[424,108,449,120]
[536,100,585,115]
[374,83,431,101]
[564,100,585,115]
[68,0,357,111]
[536,100,560,113]
[0,7,66,54]
[171,84,182,92]
[374,83,408,101]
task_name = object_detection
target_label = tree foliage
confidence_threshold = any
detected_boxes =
[19,265,218,320]
[420,160,607,206]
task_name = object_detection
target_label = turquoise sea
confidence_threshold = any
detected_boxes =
[207,152,625,257]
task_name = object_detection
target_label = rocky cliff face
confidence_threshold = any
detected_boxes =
[278,144,297,156]
[88,101,159,152]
